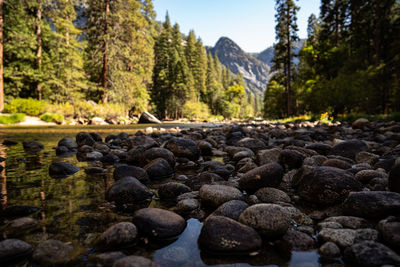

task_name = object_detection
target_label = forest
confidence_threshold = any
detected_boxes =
[0,0,399,123]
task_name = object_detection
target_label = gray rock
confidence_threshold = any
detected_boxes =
[49,162,80,177]
[211,200,249,221]
[164,138,200,161]
[138,111,161,124]
[58,137,78,150]
[239,162,284,192]
[322,158,352,170]
[256,148,281,165]
[279,149,305,169]
[90,251,125,267]
[255,187,291,203]
[344,241,400,267]
[277,229,315,251]
[305,143,332,156]
[198,140,213,156]
[236,137,267,152]
[199,184,242,207]
[132,208,186,239]
[355,169,387,183]
[330,139,368,160]
[176,199,199,213]
[239,204,290,238]
[282,206,313,225]
[96,222,137,250]
[33,239,74,265]
[355,151,379,165]
[158,182,191,199]
[100,154,120,165]
[343,191,400,218]
[233,150,255,161]
[318,228,357,248]
[324,216,370,229]
[198,216,262,253]
[106,177,153,206]
[144,158,174,180]
[0,239,32,262]
[295,166,363,206]
[7,217,37,234]
[143,147,176,168]
[22,141,44,152]
[378,216,400,248]
[317,221,343,230]
[86,151,103,161]
[352,118,370,129]
[319,242,341,258]
[76,132,96,146]
[113,255,159,267]
[355,228,379,243]
[113,165,149,183]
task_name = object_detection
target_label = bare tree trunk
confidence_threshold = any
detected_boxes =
[36,4,42,100]
[101,0,109,103]
[0,0,4,112]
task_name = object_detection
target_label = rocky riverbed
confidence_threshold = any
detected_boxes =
[1,118,400,266]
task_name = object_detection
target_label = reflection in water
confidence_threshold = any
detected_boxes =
[0,144,7,209]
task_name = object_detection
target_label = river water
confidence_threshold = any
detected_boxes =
[0,124,322,266]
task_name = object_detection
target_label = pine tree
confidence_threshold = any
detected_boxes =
[0,0,3,111]
[273,0,299,116]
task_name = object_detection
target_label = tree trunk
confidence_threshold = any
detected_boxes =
[101,0,110,103]
[286,6,292,117]
[36,4,42,100]
[0,0,3,112]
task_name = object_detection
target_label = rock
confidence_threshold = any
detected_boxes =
[355,228,379,243]
[330,139,368,160]
[2,139,18,146]
[7,217,37,234]
[317,221,343,230]
[76,132,96,146]
[144,158,174,180]
[355,151,379,165]
[126,146,146,166]
[323,216,370,229]
[33,239,74,265]
[176,199,199,213]
[322,158,352,170]
[89,251,126,267]
[352,118,370,129]
[305,143,332,156]
[276,229,315,251]
[199,184,242,208]
[158,182,191,199]
[318,228,357,248]
[0,205,41,218]
[389,163,400,193]
[113,165,149,183]
[22,141,44,152]
[49,162,80,177]
[0,239,32,262]
[236,137,267,152]
[233,150,255,162]
[85,167,106,175]
[282,206,313,225]
[100,154,120,165]
[143,148,176,168]
[355,169,387,183]
[138,111,161,124]
[185,172,224,190]
[343,241,400,267]
[279,149,305,169]
[106,177,153,206]
[164,138,201,161]
[93,142,111,154]
[254,187,291,203]
[295,166,363,206]
[198,140,213,156]
[128,136,158,150]
[198,216,262,253]
[319,242,341,258]
[56,146,71,156]
[96,222,137,250]
[211,200,249,221]
[113,255,159,267]
[58,137,78,150]
[201,161,231,179]
[343,191,400,218]
[90,117,107,125]
[132,208,186,239]
[378,216,400,248]
[239,162,284,193]
[256,148,281,165]
[86,151,103,161]
[239,204,290,238]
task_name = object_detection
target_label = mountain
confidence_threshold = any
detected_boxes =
[208,37,305,96]
[207,37,273,97]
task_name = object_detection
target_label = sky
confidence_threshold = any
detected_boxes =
[153,0,320,53]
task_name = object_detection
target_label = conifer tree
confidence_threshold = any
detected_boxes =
[0,0,3,111]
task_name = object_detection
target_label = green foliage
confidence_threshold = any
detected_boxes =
[182,102,210,120]
[39,113,64,123]
[0,113,26,124]
[263,78,287,118]
[4,98,47,116]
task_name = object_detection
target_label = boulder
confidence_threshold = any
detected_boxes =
[330,139,368,160]
[276,229,315,251]
[198,216,262,253]
[164,138,201,161]
[319,228,357,248]
[344,241,400,267]
[58,137,78,150]
[22,141,44,152]
[211,200,249,221]
[138,111,161,124]
[33,239,74,265]
[236,137,267,152]
[96,222,137,250]
[352,118,370,129]
[323,216,370,229]
[76,132,95,146]
[144,158,174,180]
[254,187,291,203]
[279,149,305,169]
[239,204,290,238]
[113,255,159,267]
[106,177,153,206]
[377,216,400,248]
[132,208,186,239]
[319,242,341,258]
[199,184,242,208]
[0,239,32,262]
[89,252,126,267]
[49,162,80,178]
[343,191,400,218]
[143,148,176,168]
[113,165,149,183]
[239,162,284,193]
[158,182,191,199]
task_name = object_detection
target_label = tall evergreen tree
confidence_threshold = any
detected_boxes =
[272,0,299,116]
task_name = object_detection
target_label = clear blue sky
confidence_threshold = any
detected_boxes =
[153,0,320,53]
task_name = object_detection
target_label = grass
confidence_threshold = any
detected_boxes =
[40,113,64,123]
[0,113,26,124]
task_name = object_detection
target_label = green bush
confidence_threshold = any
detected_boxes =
[4,98,48,116]
[40,113,64,123]
[0,113,26,124]
[182,102,210,120]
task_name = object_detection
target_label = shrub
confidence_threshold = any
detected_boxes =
[0,113,26,124]
[182,102,210,120]
[40,113,64,123]
[4,98,48,116]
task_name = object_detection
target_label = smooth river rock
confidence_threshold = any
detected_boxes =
[106,177,153,206]
[199,184,242,208]
[239,162,284,192]
[164,138,201,161]
[96,222,137,250]
[49,162,80,177]
[33,239,74,265]
[0,239,32,262]
[113,255,159,267]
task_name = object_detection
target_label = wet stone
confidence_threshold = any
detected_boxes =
[49,161,80,178]
[239,162,284,193]
[255,187,291,204]
[199,184,242,208]
[22,141,44,152]
[7,217,38,234]
[89,251,126,267]
[164,137,201,161]
[378,216,400,248]
[323,216,370,229]
[144,158,174,180]
[211,200,249,221]
[176,198,199,213]
[113,255,159,267]
[319,242,341,258]
[143,147,176,168]
[96,222,137,250]
[276,229,315,252]
[158,182,191,199]
[318,228,357,248]
[106,177,153,206]
[33,239,74,265]
[113,165,149,183]
[0,239,33,262]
